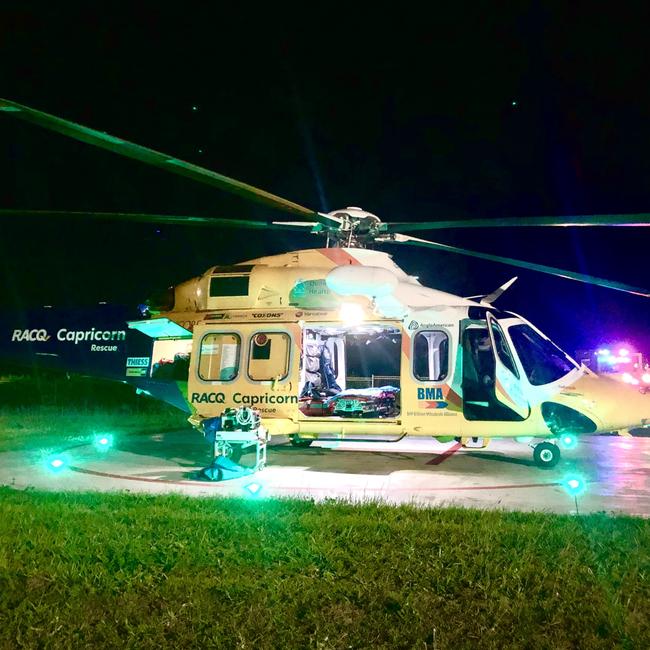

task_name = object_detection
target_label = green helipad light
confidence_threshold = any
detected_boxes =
[563,475,586,496]
[560,434,578,450]
[93,434,114,452]
[46,454,69,473]
[245,482,262,495]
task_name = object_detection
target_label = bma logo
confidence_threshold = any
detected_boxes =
[417,387,448,409]
[11,329,50,342]
[418,388,444,400]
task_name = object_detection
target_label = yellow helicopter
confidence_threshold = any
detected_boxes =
[1,98,649,476]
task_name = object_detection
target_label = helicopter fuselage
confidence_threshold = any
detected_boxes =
[139,247,649,448]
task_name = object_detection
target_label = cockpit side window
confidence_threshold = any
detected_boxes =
[490,319,519,378]
[509,324,576,386]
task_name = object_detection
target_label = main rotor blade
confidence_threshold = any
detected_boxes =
[0,209,317,231]
[381,213,650,233]
[387,234,650,297]
[0,98,323,222]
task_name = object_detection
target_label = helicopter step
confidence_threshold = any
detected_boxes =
[456,436,491,449]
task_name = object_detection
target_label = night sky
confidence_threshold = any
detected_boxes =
[1,5,649,357]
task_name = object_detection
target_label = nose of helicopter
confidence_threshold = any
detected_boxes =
[585,375,650,432]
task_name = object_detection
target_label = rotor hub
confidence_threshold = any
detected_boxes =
[322,207,386,247]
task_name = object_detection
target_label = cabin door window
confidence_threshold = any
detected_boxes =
[247,332,290,381]
[412,331,449,382]
[198,333,241,381]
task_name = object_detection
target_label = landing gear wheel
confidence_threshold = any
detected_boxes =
[533,442,561,468]
[290,435,313,448]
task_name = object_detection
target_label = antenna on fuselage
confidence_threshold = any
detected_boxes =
[465,277,518,305]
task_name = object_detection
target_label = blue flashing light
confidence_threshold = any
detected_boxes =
[563,475,586,497]
[244,482,262,496]
[560,434,578,450]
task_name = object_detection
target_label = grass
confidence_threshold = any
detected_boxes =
[0,371,188,452]
[0,491,648,648]
[0,407,188,454]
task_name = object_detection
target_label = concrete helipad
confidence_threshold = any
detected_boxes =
[1,431,649,516]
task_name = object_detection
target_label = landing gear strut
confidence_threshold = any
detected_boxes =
[532,441,561,468]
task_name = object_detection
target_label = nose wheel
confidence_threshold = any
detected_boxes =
[533,441,561,468]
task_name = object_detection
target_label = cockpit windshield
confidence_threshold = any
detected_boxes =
[509,324,577,386]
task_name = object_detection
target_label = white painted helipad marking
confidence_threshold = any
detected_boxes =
[1,431,648,515]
